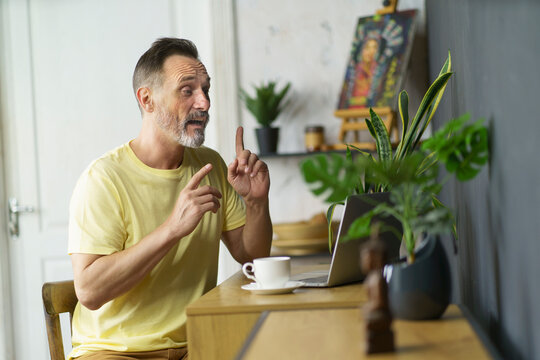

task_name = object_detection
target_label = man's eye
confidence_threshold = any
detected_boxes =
[181,88,192,96]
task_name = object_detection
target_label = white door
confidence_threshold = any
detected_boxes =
[0,1,216,358]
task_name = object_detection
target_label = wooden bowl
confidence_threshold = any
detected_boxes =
[273,221,328,241]
[272,237,329,254]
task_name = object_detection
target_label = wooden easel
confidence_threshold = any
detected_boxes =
[334,107,398,151]
[376,0,398,15]
[333,0,400,151]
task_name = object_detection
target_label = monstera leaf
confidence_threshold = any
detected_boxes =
[300,153,359,203]
[422,113,489,181]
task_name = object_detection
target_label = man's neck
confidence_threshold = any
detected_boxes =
[130,119,185,170]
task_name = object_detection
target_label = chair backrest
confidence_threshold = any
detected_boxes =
[42,280,78,360]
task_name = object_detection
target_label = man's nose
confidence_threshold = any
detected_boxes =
[194,91,210,111]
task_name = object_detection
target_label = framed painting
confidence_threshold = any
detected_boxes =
[337,9,418,110]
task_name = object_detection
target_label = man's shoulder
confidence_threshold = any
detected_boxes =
[83,143,130,180]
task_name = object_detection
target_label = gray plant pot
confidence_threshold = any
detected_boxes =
[255,127,279,155]
[385,235,451,320]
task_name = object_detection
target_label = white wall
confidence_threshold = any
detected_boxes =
[234,0,427,223]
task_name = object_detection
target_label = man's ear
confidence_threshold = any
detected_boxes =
[136,87,154,113]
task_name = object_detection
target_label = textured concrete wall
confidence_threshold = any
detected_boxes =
[426,1,540,358]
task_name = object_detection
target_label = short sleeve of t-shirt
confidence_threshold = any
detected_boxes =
[68,164,126,255]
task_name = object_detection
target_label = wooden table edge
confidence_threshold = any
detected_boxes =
[186,299,364,316]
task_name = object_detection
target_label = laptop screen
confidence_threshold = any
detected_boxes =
[327,193,402,286]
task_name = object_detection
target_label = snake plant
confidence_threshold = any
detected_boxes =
[301,51,453,199]
[300,52,490,262]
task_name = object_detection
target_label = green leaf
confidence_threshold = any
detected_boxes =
[362,153,376,193]
[239,81,291,126]
[346,144,371,156]
[355,152,436,191]
[300,153,358,203]
[440,50,452,74]
[341,213,374,242]
[345,145,364,194]
[326,202,344,253]
[346,145,352,162]
[432,194,458,251]
[422,115,489,182]
[417,151,438,177]
[365,118,376,139]
[418,52,452,139]
[396,91,409,158]
[368,108,392,163]
[396,71,453,159]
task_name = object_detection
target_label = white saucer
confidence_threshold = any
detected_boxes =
[241,281,304,295]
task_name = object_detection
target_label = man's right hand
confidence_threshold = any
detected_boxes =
[165,163,222,239]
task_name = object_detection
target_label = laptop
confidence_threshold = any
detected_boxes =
[291,192,402,287]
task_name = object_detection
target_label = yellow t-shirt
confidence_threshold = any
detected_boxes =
[67,142,246,358]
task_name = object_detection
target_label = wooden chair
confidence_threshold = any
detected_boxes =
[42,280,78,360]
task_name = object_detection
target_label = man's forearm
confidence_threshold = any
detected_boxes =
[241,199,272,261]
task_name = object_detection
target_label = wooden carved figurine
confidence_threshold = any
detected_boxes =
[360,225,395,354]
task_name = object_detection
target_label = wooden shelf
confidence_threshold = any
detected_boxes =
[259,147,375,159]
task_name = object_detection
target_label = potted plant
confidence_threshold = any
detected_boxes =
[300,52,490,320]
[345,113,489,263]
[240,81,291,155]
[349,114,488,320]
[300,51,455,252]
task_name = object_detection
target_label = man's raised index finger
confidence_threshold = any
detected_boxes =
[235,126,244,155]
[187,164,213,189]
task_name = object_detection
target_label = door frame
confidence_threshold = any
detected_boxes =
[0,0,15,356]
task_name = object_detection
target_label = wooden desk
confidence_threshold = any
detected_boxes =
[186,264,366,360]
[237,305,492,360]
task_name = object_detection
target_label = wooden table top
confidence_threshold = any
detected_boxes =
[186,264,367,316]
[237,305,492,360]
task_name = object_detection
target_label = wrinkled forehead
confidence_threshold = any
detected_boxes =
[162,55,209,84]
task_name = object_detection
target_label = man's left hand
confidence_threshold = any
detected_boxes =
[227,126,270,202]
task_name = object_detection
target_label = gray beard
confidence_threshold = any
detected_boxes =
[178,125,205,148]
[156,107,208,148]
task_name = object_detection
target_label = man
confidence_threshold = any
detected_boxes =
[68,38,272,359]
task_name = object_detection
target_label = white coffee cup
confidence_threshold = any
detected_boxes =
[242,256,291,289]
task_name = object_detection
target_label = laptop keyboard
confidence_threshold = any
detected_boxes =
[291,274,329,287]
[301,275,329,287]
